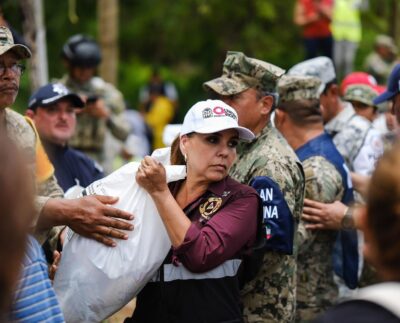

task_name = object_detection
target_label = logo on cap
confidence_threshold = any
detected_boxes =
[53,83,69,96]
[202,106,237,120]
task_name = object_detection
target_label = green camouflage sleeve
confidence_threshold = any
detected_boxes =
[242,159,304,323]
[296,157,344,321]
[297,156,344,247]
[103,83,130,141]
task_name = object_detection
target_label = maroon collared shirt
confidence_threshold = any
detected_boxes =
[170,175,259,273]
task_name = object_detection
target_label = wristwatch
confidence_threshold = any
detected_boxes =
[341,206,355,230]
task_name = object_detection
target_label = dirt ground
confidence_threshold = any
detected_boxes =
[105,299,136,323]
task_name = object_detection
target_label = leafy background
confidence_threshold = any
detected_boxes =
[2,0,397,120]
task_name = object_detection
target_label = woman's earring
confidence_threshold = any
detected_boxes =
[184,154,187,163]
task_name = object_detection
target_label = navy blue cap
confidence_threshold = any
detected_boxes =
[373,64,400,105]
[28,83,84,110]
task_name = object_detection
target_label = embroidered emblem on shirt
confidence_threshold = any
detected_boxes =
[199,197,222,221]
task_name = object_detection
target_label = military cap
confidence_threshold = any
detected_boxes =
[278,75,323,103]
[375,34,397,54]
[344,84,379,107]
[203,51,285,95]
[0,26,31,59]
[287,56,336,86]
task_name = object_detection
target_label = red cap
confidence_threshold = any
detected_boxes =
[341,72,378,96]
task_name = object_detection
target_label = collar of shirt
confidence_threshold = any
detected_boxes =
[325,101,356,135]
[169,176,229,201]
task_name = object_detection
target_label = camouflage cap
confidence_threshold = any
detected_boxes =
[375,34,397,54]
[344,84,379,107]
[0,26,31,59]
[203,51,285,96]
[278,75,323,103]
[287,56,336,86]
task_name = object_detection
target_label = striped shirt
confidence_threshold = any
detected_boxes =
[11,236,64,322]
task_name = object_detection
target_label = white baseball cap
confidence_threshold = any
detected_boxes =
[180,99,255,141]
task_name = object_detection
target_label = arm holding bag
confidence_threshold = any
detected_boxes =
[53,161,186,323]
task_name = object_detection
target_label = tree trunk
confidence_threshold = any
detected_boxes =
[18,0,48,91]
[98,0,119,86]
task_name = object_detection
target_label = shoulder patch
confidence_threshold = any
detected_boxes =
[250,176,294,254]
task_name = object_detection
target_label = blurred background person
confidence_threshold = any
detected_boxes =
[0,133,64,322]
[343,84,379,122]
[332,0,365,80]
[0,134,32,320]
[58,34,130,174]
[364,34,399,85]
[26,83,104,192]
[275,75,354,321]
[294,0,334,59]
[315,143,400,323]
[139,68,179,113]
[142,80,175,150]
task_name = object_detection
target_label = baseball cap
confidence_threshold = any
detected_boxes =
[203,51,285,96]
[278,75,323,103]
[180,99,255,141]
[375,34,397,54]
[373,64,400,105]
[287,56,336,87]
[28,83,84,110]
[343,84,379,107]
[0,26,31,59]
[341,72,378,96]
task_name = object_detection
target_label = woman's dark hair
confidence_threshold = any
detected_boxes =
[367,143,400,278]
[0,133,33,313]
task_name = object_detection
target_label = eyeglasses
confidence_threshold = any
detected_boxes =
[0,63,25,76]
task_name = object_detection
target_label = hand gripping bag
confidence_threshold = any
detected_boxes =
[53,161,186,322]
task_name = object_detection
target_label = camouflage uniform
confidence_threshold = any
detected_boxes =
[288,57,384,176]
[57,75,130,168]
[297,157,343,321]
[277,75,345,321]
[204,51,305,323]
[325,103,383,176]
[5,108,63,245]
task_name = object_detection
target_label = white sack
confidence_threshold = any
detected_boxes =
[53,161,185,322]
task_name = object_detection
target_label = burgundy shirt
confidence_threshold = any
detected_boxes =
[171,175,259,272]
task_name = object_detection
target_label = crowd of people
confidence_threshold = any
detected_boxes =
[1,6,400,322]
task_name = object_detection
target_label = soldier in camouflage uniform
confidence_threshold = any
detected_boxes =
[0,26,133,249]
[343,84,379,123]
[204,51,305,323]
[58,34,129,172]
[275,75,354,321]
[288,56,384,176]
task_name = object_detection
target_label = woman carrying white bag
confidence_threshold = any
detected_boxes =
[126,100,261,323]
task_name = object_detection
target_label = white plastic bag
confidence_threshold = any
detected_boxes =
[53,161,186,322]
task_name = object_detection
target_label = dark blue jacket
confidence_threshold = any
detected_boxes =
[43,140,104,192]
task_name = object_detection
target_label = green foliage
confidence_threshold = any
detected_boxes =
[1,0,398,119]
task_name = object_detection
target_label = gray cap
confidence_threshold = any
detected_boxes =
[287,56,336,86]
